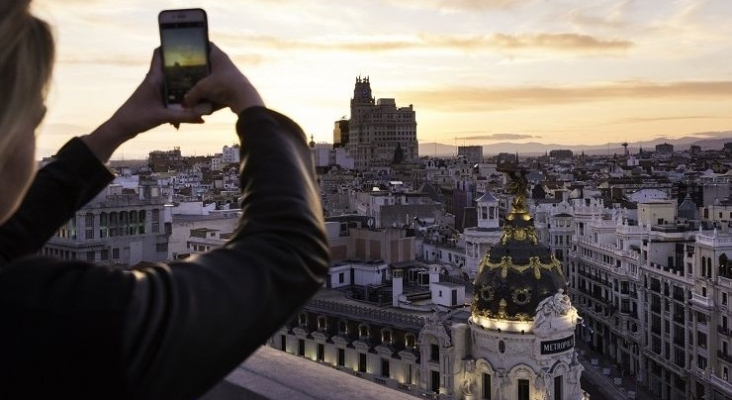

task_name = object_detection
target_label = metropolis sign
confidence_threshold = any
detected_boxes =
[540,335,575,355]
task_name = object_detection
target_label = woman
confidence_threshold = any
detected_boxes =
[0,2,330,399]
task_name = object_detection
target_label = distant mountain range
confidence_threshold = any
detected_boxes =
[419,131,732,158]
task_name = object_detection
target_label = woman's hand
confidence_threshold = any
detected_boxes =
[82,49,205,163]
[184,43,264,115]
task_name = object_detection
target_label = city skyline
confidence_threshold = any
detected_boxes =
[33,0,732,159]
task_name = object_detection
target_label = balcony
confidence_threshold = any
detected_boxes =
[719,326,730,337]
[690,293,715,310]
[711,374,732,395]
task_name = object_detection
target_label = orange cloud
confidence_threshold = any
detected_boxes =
[397,81,732,111]
[215,32,633,54]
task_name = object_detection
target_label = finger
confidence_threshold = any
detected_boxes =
[163,109,206,125]
[146,48,164,85]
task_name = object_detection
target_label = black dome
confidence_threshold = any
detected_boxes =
[472,168,566,321]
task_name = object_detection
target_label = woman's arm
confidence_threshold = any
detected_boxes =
[0,138,115,263]
[122,107,330,399]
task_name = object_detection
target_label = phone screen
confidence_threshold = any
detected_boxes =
[160,21,208,105]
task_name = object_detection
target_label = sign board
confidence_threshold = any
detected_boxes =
[540,335,575,355]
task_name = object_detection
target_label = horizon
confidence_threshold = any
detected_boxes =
[33,0,732,159]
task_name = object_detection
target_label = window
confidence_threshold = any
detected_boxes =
[698,332,707,348]
[381,358,390,378]
[317,343,324,362]
[724,293,728,306]
[405,333,415,348]
[338,320,347,334]
[359,324,369,338]
[358,353,367,373]
[483,373,491,400]
[518,379,530,400]
[86,251,94,262]
[339,272,345,284]
[298,339,305,356]
[152,209,160,233]
[101,249,109,261]
[698,355,707,370]
[430,344,439,362]
[156,243,168,253]
[338,348,345,367]
[280,335,286,351]
[381,329,392,344]
[554,376,563,400]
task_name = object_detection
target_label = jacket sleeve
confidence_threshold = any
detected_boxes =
[0,138,115,264]
[122,107,330,400]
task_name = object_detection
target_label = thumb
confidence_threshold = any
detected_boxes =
[183,75,216,109]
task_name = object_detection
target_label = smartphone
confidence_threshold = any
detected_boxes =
[158,8,212,114]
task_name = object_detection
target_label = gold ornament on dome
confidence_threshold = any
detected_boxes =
[501,224,538,245]
[512,288,532,305]
[497,299,508,319]
[515,313,532,322]
[481,255,562,280]
[478,284,495,301]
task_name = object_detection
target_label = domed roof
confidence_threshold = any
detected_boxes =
[472,169,567,322]
[476,191,498,203]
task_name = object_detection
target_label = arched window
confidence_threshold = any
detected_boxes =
[405,333,416,348]
[381,328,392,344]
[317,315,328,330]
[338,320,348,334]
[298,312,308,327]
[358,324,370,338]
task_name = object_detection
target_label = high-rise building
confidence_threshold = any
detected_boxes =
[346,77,417,169]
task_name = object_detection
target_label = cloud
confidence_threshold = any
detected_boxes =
[59,54,147,67]
[458,133,539,141]
[398,80,732,111]
[690,130,732,138]
[607,115,729,125]
[215,32,633,54]
[379,0,533,12]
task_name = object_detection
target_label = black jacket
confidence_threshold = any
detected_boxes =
[0,107,330,399]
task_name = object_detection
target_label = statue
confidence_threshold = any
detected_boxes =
[534,289,572,336]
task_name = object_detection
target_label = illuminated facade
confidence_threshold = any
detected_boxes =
[468,168,587,400]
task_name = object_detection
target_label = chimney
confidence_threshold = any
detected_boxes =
[429,264,441,285]
[392,269,403,307]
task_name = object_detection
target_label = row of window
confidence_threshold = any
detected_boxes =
[285,336,563,400]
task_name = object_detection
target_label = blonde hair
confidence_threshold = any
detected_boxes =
[0,0,54,160]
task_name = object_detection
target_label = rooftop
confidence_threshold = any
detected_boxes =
[201,346,417,400]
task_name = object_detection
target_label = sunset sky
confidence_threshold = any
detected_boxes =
[33,0,732,159]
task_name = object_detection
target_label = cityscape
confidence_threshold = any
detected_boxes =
[27,1,732,399]
[39,76,732,400]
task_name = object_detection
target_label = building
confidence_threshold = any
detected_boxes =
[656,143,674,154]
[42,182,170,267]
[457,145,483,165]
[268,172,588,399]
[463,191,502,277]
[333,118,349,148]
[222,144,240,164]
[148,147,184,172]
[346,77,418,169]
